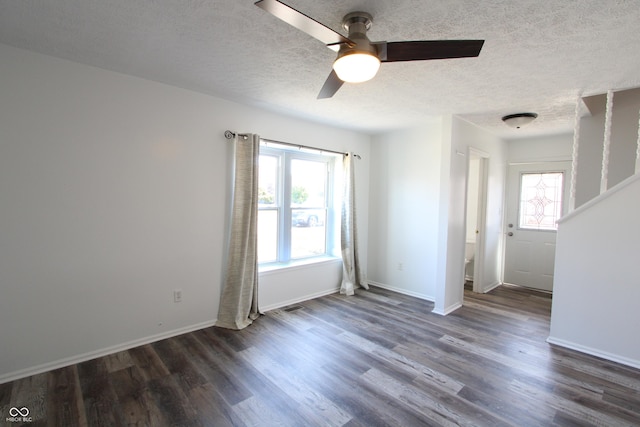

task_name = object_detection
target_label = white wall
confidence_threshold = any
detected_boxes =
[367,121,444,301]
[507,133,573,163]
[576,98,606,207]
[367,117,507,312]
[0,43,370,382]
[549,174,640,368]
[609,88,640,187]
[259,260,343,311]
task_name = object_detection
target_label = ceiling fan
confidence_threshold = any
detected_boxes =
[255,0,485,99]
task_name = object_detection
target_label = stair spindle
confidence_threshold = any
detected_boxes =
[600,90,613,194]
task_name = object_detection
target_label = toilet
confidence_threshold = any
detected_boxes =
[464,242,475,281]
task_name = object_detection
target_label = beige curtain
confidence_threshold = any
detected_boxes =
[217,133,260,329]
[341,153,368,295]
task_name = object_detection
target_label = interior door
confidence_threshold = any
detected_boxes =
[503,162,571,291]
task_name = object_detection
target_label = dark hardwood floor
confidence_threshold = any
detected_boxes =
[3,284,640,426]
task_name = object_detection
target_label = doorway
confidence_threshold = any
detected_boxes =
[503,161,571,291]
[464,149,489,293]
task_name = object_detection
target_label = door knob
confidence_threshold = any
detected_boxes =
[507,232,514,237]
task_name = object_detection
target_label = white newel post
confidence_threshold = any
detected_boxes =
[569,96,582,212]
[600,90,613,194]
[636,108,640,175]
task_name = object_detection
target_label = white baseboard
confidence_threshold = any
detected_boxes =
[432,302,463,316]
[481,281,501,293]
[367,281,435,302]
[259,288,340,312]
[0,319,217,385]
[546,336,640,370]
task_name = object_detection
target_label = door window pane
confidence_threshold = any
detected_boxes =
[518,172,563,231]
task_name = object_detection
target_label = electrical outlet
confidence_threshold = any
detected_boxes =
[173,289,183,303]
[397,262,403,271]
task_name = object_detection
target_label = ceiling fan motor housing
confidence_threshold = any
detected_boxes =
[338,12,378,58]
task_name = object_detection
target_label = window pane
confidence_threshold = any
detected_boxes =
[258,210,278,263]
[259,155,278,206]
[290,159,327,259]
[291,159,326,208]
[258,154,278,263]
[291,209,326,258]
[518,172,563,231]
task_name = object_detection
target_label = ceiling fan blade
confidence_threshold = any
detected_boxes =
[317,70,344,99]
[255,0,354,51]
[375,40,484,62]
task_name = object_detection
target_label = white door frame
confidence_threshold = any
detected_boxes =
[464,147,490,293]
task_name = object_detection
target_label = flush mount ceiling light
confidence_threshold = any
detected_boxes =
[333,51,381,83]
[502,113,538,129]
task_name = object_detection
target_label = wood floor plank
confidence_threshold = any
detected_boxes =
[150,338,208,393]
[127,344,170,382]
[8,372,48,425]
[146,374,201,427]
[602,386,640,415]
[77,358,123,427]
[238,345,353,426]
[109,365,171,426]
[189,329,256,405]
[186,383,241,427]
[3,284,640,426]
[47,366,88,427]
[103,351,134,374]
[510,378,637,426]
[0,381,12,421]
[361,367,515,427]
[313,359,438,427]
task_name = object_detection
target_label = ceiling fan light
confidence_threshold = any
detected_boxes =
[333,52,381,83]
[502,112,538,128]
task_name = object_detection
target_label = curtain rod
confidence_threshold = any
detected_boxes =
[224,130,361,159]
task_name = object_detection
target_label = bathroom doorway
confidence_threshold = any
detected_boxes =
[464,149,489,293]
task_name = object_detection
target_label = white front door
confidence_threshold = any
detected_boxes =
[503,162,571,291]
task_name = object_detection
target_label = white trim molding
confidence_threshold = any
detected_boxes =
[0,320,217,385]
[367,281,435,302]
[481,281,502,294]
[547,336,640,370]
[558,173,640,224]
[432,302,463,316]
[259,287,340,312]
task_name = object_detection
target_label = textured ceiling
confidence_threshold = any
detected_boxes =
[1,0,639,138]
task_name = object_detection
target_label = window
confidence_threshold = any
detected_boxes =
[258,144,337,265]
[518,172,564,231]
